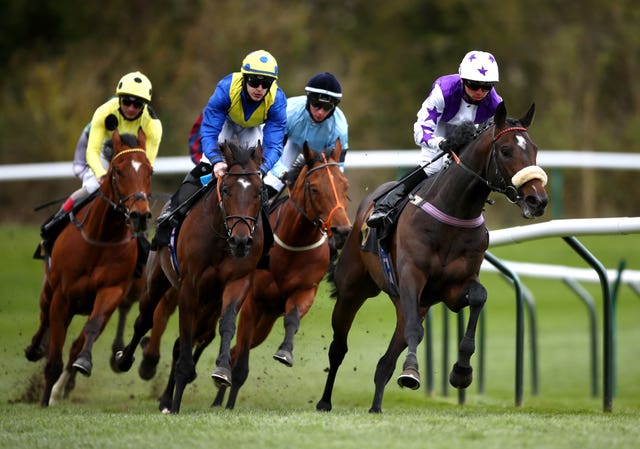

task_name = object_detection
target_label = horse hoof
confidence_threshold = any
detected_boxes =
[113,350,134,373]
[211,367,232,388]
[138,354,159,380]
[72,356,92,377]
[316,400,332,412]
[449,363,473,389]
[24,344,45,362]
[273,349,294,367]
[397,368,421,390]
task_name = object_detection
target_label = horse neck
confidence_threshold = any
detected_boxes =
[275,169,325,244]
[84,182,129,240]
[429,135,493,219]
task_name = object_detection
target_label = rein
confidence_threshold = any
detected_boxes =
[70,148,149,246]
[281,154,346,245]
[448,126,544,203]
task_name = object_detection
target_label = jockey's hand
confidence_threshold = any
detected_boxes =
[213,162,228,178]
[438,138,452,152]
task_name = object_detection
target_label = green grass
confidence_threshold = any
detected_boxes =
[1,224,640,449]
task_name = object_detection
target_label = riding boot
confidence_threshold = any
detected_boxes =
[40,209,69,240]
[152,181,202,249]
[366,167,428,228]
[34,209,69,259]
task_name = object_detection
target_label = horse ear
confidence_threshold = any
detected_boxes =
[331,138,342,162]
[494,101,507,129]
[253,140,263,164]
[112,130,122,147]
[137,127,147,148]
[303,141,314,162]
[220,140,231,163]
[519,103,536,128]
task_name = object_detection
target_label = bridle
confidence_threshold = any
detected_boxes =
[101,148,150,218]
[448,126,546,203]
[71,148,150,245]
[216,163,262,239]
[286,153,347,237]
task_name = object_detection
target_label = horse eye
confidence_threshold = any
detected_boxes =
[500,146,513,158]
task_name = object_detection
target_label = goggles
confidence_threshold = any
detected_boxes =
[464,80,494,92]
[120,96,145,109]
[308,93,337,112]
[245,75,275,89]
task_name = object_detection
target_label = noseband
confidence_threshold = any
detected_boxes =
[451,127,547,203]
[216,166,262,239]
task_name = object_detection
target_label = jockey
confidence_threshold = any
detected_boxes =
[153,49,287,250]
[366,50,503,228]
[263,72,349,197]
[38,71,162,253]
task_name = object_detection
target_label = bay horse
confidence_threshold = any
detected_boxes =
[211,140,351,409]
[114,141,265,414]
[316,102,549,413]
[24,129,152,407]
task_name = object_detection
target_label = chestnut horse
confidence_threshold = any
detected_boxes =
[114,141,265,414]
[24,129,152,407]
[210,140,351,409]
[316,102,549,413]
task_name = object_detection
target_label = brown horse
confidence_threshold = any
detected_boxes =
[114,141,265,414]
[24,129,152,407]
[209,140,351,409]
[316,102,549,413]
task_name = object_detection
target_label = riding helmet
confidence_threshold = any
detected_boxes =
[458,51,499,83]
[116,71,153,102]
[241,50,279,79]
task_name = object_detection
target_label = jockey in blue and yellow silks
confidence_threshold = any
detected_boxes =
[153,50,287,252]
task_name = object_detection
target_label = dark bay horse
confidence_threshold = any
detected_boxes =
[211,140,351,409]
[24,129,152,406]
[316,102,549,413]
[114,141,265,414]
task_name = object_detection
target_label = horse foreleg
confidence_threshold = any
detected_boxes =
[371,320,410,413]
[42,293,71,407]
[449,280,487,389]
[109,302,132,372]
[25,284,52,362]
[73,286,123,376]
[273,307,300,367]
[212,304,239,388]
[139,289,178,380]
[316,290,369,412]
[159,337,180,413]
[51,332,85,402]
[115,279,171,374]
[275,289,316,367]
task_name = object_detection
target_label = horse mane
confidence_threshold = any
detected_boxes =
[118,133,139,148]
[282,146,334,186]
[224,140,258,166]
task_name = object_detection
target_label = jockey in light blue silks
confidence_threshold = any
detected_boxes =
[263,72,349,197]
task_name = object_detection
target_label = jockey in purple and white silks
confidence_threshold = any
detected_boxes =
[263,72,349,196]
[367,50,503,228]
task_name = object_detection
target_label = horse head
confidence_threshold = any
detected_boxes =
[217,140,264,258]
[484,102,549,218]
[108,128,153,234]
[287,139,351,247]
